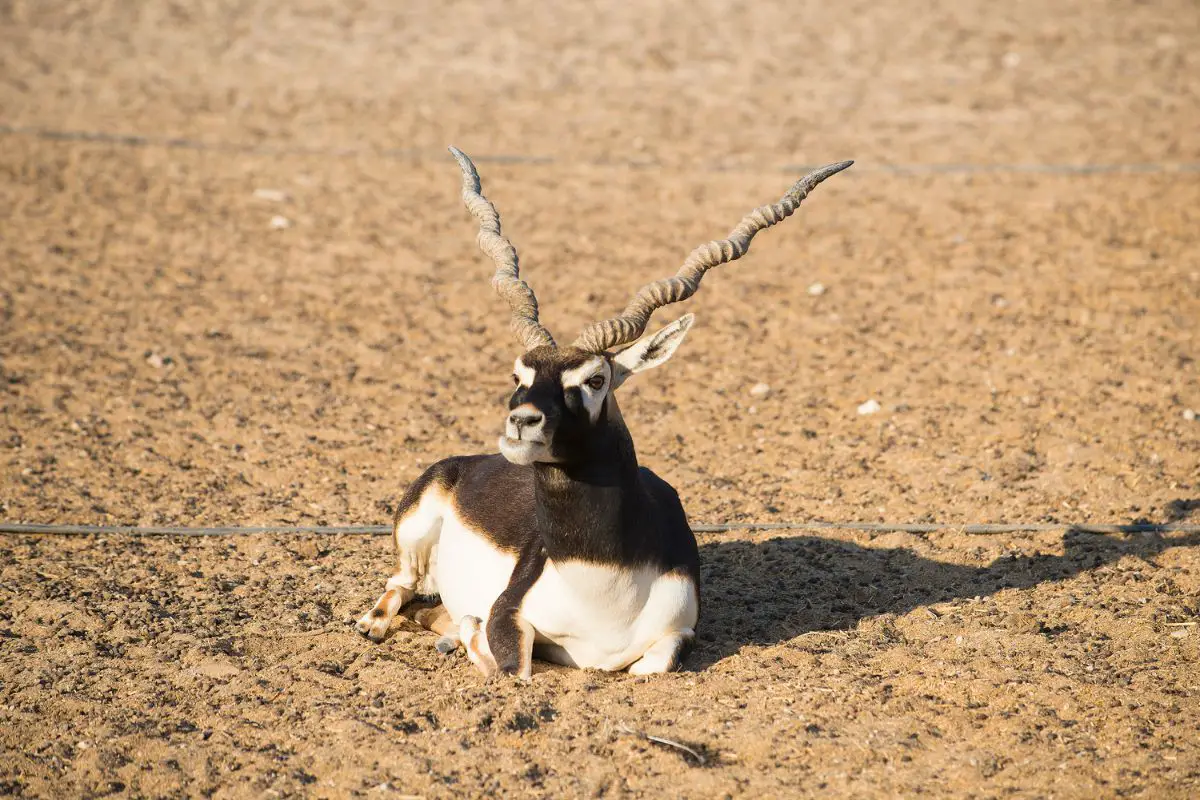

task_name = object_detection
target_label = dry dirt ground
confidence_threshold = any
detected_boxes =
[1,0,1198,797]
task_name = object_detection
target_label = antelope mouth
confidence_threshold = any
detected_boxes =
[498,435,552,466]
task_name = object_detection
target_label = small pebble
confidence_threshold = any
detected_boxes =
[270,215,292,230]
[254,188,289,202]
[749,382,772,399]
[857,399,881,415]
[807,282,826,296]
[1184,409,1196,422]
[146,353,165,369]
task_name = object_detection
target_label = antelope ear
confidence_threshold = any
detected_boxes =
[610,314,695,389]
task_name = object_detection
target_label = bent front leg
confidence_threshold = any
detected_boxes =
[486,609,536,681]
[460,615,496,678]
[474,538,546,679]
[460,613,535,680]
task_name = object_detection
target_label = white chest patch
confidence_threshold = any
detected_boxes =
[434,512,517,624]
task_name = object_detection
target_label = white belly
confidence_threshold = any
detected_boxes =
[433,519,697,671]
[523,561,698,670]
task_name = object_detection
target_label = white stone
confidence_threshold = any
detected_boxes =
[254,188,289,202]
[749,382,771,399]
[270,215,292,229]
[857,399,881,415]
[807,282,826,296]
[1184,408,1197,422]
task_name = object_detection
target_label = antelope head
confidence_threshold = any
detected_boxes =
[448,147,852,467]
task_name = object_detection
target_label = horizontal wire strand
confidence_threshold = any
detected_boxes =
[3,122,1196,542]
[1,522,1196,537]
[3,124,1199,175]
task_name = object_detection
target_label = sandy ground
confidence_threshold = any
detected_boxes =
[1,0,1198,796]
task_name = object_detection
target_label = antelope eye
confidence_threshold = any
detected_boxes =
[512,374,520,386]
[586,375,605,391]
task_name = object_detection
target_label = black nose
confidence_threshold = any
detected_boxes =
[509,409,544,431]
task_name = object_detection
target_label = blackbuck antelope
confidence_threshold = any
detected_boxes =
[357,148,852,678]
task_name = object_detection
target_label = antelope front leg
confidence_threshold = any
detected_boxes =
[459,616,496,677]
[487,608,536,680]
[460,613,536,680]
[463,539,544,679]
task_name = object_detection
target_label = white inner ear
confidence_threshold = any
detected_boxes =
[560,357,610,423]
[610,313,695,389]
[513,357,536,388]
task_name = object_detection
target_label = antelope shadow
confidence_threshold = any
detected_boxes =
[685,521,1199,670]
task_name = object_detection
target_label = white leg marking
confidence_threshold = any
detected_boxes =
[460,615,496,678]
[511,616,536,682]
[627,629,693,675]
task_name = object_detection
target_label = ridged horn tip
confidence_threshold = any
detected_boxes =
[799,160,854,186]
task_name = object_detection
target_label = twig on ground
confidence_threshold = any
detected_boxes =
[617,722,709,766]
[281,626,342,638]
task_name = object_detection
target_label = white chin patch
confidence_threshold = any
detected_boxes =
[498,436,551,466]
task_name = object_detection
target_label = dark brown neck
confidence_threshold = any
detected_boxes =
[531,395,646,563]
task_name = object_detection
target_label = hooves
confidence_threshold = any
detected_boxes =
[354,606,393,643]
[354,599,477,663]
[353,606,513,677]
[354,582,416,642]
[357,600,689,679]
[356,600,688,679]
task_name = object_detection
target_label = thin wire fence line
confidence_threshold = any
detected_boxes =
[4,124,1199,176]
[2,521,1197,537]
